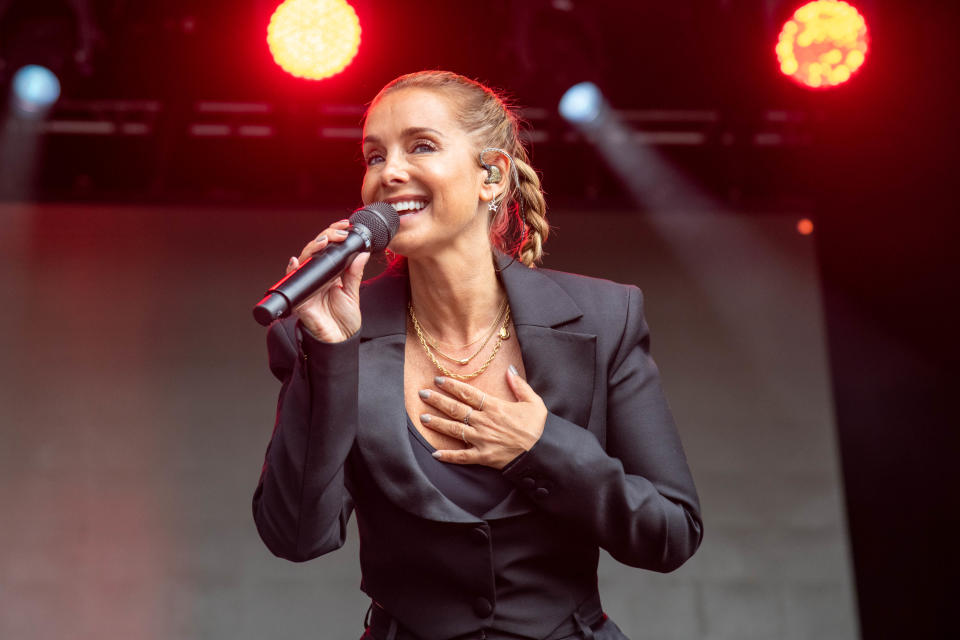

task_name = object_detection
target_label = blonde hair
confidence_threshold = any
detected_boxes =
[368,71,548,266]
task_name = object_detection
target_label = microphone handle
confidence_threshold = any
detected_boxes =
[252,225,371,326]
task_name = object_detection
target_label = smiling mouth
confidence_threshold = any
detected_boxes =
[391,200,429,216]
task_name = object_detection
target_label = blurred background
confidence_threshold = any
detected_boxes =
[0,1,956,638]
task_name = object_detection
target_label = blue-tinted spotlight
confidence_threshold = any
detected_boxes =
[559,82,601,124]
[12,65,61,113]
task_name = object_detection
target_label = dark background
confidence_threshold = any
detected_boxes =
[1,1,958,637]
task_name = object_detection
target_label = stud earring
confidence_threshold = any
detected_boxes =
[485,166,502,184]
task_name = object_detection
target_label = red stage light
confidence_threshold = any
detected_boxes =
[776,1,868,89]
[797,218,814,235]
[267,0,361,81]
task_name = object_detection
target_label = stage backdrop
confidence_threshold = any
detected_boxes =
[0,203,857,640]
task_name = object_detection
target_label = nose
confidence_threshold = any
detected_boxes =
[380,152,410,185]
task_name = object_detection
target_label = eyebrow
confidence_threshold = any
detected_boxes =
[361,127,445,146]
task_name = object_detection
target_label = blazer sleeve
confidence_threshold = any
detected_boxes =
[502,286,703,572]
[251,318,357,562]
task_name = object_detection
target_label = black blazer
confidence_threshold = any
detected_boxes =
[253,255,703,640]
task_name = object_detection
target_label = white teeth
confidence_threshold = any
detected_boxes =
[392,200,428,213]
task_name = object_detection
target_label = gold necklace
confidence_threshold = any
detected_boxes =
[422,297,508,349]
[420,299,508,365]
[408,301,511,380]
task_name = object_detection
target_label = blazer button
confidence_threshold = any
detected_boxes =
[472,527,489,543]
[473,596,493,617]
[521,477,536,489]
[534,487,549,499]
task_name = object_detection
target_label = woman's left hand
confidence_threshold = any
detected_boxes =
[419,367,547,470]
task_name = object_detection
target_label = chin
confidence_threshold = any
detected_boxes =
[386,230,425,258]
[389,233,453,262]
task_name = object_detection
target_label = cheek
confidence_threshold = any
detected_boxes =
[437,166,480,204]
[360,171,375,203]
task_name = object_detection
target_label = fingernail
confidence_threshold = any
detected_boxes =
[508,365,519,376]
[431,451,443,459]
[420,414,431,423]
[418,389,431,400]
[434,376,446,386]
[288,257,296,266]
[315,234,328,243]
[336,229,349,237]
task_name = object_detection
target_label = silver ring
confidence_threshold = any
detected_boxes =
[478,393,486,411]
[459,424,469,444]
[463,407,472,426]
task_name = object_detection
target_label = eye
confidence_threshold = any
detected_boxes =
[412,140,437,154]
[364,152,384,166]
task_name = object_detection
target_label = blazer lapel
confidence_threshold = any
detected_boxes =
[498,256,597,433]
[483,258,599,520]
[356,268,482,523]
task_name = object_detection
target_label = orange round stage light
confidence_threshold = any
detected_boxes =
[267,0,361,81]
[797,218,814,235]
[776,1,868,89]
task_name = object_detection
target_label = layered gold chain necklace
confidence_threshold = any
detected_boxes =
[408,300,511,380]
[422,297,508,365]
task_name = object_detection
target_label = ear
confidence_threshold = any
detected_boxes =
[479,152,510,204]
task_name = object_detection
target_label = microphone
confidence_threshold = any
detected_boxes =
[253,202,399,326]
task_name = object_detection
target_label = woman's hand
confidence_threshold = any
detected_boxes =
[418,367,547,469]
[287,219,370,343]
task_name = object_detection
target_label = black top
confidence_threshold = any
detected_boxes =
[406,415,513,518]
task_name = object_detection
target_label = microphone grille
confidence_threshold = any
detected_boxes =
[350,202,400,252]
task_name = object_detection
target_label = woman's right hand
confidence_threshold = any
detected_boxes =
[287,218,371,343]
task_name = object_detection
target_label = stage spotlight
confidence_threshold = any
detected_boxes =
[559,82,602,124]
[776,0,868,89]
[11,64,61,115]
[267,0,361,81]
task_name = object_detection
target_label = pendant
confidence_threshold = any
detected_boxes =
[499,327,510,339]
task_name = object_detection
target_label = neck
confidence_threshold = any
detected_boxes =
[407,246,504,345]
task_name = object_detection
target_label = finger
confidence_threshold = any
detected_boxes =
[329,227,351,243]
[432,376,486,409]
[418,390,471,421]
[340,251,370,297]
[286,256,299,275]
[305,222,343,254]
[419,389,476,422]
[326,219,351,243]
[431,448,481,465]
[419,413,477,442]
[418,412,451,435]
[506,365,537,402]
[299,235,329,263]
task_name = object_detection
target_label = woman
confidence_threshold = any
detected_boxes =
[252,71,702,640]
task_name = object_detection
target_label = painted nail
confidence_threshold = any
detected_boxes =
[420,414,431,423]
[434,376,446,386]
[418,389,431,400]
[314,234,328,243]
[431,451,443,459]
[508,364,519,376]
[335,229,349,237]
[288,256,296,266]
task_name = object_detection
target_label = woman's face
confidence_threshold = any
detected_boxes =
[361,87,492,259]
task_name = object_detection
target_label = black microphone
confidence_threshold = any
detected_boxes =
[253,202,399,327]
